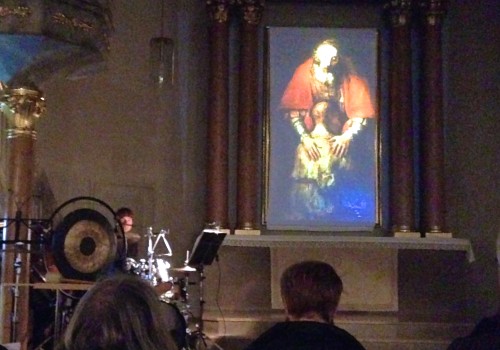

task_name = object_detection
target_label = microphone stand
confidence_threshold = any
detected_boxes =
[11,242,24,342]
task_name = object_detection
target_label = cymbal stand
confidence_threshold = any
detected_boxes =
[146,227,173,284]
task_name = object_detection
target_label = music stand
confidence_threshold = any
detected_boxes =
[186,229,226,350]
[187,229,226,268]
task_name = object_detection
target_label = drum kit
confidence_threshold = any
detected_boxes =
[121,226,203,350]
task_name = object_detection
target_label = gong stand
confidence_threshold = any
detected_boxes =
[0,212,51,342]
[1,196,121,348]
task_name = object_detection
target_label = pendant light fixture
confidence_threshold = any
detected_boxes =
[150,0,174,86]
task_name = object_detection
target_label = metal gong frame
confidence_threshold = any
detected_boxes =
[49,196,125,281]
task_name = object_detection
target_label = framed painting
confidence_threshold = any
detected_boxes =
[262,27,380,232]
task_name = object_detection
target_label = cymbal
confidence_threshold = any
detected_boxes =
[125,232,141,244]
[170,265,197,273]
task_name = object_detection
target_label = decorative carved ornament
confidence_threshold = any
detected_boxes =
[419,0,447,26]
[0,1,112,50]
[206,0,233,24]
[0,5,31,18]
[0,82,46,139]
[52,12,95,32]
[236,0,265,25]
[385,0,413,27]
[0,1,114,86]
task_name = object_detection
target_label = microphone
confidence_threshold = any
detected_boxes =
[13,242,24,275]
[14,253,22,275]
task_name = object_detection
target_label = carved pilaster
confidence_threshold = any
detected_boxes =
[235,0,264,233]
[418,0,449,236]
[205,0,232,229]
[386,0,417,235]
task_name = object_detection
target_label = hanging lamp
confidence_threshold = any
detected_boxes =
[150,0,174,86]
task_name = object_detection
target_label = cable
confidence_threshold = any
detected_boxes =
[214,256,226,338]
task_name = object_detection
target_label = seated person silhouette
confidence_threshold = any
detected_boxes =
[56,274,178,350]
[447,234,500,350]
[245,260,366,350]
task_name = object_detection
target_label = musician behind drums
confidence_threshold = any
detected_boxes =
[116,207,140,259]
[115,209,175,304]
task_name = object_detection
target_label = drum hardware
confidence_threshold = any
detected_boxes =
[123,257,140,274]
[171,265,197,273]
[156,258,171,282]
[145,227,173,285]
[183,228,227,350]
[0,209,52,344]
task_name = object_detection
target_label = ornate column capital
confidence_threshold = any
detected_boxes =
[385,0,414,27]
[0,83,46,139]
[419,0,447,26]
[236,0,265,25]
[206,0,233,24]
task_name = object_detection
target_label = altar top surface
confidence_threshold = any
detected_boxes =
[222,235,475,262]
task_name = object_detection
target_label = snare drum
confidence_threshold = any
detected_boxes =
[160,300,187,350]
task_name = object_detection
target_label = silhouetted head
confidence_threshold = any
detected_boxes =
[281,260,343,324]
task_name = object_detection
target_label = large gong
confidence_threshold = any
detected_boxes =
[52,207,117,281]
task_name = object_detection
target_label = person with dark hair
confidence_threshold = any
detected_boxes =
[115,207,140,259]
[281,38,376,219]
[447,312,500,350]
[245,260,366,350]
[56,274,179,350]
[446,234,500,350]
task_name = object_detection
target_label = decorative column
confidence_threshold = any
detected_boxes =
[387,0,418,236]
[419,0,450,237]
[235,0,264,235]
[0,84,45,347]
[205,0,231,230]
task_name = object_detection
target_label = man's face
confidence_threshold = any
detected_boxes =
[315,43,339,69]
[313,43,339,84]
[120,215,134,233]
